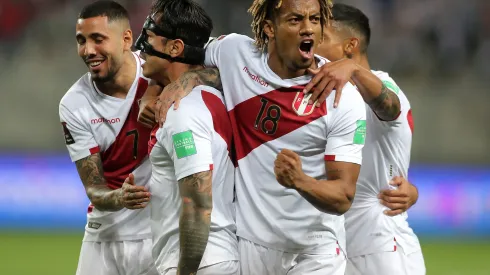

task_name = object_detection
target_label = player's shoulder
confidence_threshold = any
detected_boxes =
[208,33,256,55]
[59,73,92,112]
[371,70,409,101]
[164,86,218,130]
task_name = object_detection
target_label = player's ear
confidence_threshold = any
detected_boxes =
[263,20,275,41]
[344,37,359,57]
[168,39,184,58]
[122,28,133,51]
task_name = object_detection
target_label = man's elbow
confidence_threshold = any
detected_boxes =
[328,185,356,215]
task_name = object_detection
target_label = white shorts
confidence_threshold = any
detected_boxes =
[160,260,239,275]
[345,246,426,275]
[239,238,346,275]
[76,239,158,275]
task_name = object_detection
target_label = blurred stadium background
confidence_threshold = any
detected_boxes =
[0,0,489,274]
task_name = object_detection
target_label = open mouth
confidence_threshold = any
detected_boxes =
[299,40,314,59]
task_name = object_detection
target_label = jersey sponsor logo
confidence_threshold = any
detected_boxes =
[243,66,269,87]
[353,120,366,144]
[292,92,316,116]
[172,130,197,159]
[382,80,401,95]
[91,117,121,125]
[61,122,75,145]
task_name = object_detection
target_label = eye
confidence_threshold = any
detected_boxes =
[94,38,104,44]
[311,16,320,23]
[289,17,301,23]
[77,38,86,45]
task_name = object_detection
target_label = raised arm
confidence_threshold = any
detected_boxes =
[177,171,213,275]
[351,65,401,121]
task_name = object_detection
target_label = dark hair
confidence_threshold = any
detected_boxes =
[331,3,371,53]
[249,0,333,50]
[78,0,130,22]
[150,0,213,48]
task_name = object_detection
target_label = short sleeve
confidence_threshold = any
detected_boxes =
[204,33,246,68]
[59,104,99,162]
[160,100,214,181]
[325,91,367,165]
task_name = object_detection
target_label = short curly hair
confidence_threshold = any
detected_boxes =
[248,0,333,50]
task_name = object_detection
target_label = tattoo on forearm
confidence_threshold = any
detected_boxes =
[75,154,122,211]
[367,83,401,121]
[178,171,213,275]
[192,68,222,90]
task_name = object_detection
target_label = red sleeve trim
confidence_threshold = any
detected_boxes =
[324,155,336,161]
[89,146,100,155]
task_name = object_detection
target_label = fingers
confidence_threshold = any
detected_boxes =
[383,209,404,216]
[127,173,134,185]
[390,176,405,186]
[307,68,320,75]
[155,99,162,126]
[303,71,324,97]
[316,80,336,107]
[333,83,345,108]
[139,115,156,128]
[279,149,300,160]
[126,203,148,210]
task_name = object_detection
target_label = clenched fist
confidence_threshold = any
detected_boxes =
[274,149,307,189]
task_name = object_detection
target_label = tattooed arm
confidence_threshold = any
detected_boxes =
[155,68,222,127]
[351,66,401,121]
[177,170,213,275]
[75,153,124,211]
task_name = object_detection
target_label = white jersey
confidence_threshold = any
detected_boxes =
[344,70,421,257]
[149,86,238,271]
[59,52,152,241]
[205,34,366,254]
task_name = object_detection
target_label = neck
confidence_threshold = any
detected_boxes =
[163,63,203,86]
[267,46,317,79]
[94,51,136,98]
[357,54,370,71]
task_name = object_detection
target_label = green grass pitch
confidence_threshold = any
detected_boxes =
[0,233,488,275]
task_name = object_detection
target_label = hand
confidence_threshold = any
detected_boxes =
[155,71,199,128]
[138,95,159,128]
[274,149,307,189]
[378,176,418,216]
[303,58,358,108]
[118,173,151,210]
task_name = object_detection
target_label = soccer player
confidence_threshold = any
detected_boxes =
[147,0,367,274]
[136,1,238,274]
[315,4,425,275]
[59,1,156,274]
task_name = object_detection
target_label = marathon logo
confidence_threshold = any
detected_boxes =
[91,117,121,124]
[243,66,269,87]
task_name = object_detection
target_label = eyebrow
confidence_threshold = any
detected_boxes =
[76,32,108,40]
[286,12,321,18]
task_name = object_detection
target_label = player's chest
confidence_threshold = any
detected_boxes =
[230,90,329,158]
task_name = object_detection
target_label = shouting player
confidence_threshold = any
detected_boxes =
[316,3,425,275]
[136,0,238,274]
[146,0,366,274]
[59,1,156,274]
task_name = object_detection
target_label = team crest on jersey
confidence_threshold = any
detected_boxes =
[292,92,316,116]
